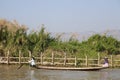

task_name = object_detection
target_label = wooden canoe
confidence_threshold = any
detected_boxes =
[37,66,108,71]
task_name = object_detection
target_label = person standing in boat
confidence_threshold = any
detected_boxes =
[102,57,109,67]
[29,57,36,67]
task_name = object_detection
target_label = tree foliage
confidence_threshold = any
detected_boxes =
[0,19,120,57]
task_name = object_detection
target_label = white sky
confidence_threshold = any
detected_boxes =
[0,0,120,32]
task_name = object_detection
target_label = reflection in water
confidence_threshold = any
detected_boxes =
[100,71,109,80]
[29,70,37,80]
[0,65,120,80]
[87,71,109,80]
[25,69,39,80]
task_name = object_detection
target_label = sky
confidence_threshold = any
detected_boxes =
[0,0,120,32]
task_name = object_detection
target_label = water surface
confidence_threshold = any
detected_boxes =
[0,65,120,80]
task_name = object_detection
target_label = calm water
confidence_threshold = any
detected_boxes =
[0,65,120,80]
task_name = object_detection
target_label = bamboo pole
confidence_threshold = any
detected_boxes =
[19,50,21,64]
[111,55,113,67]
[75,56,77,66]
[85,55,88,67]
[29,51,31,60]
[7,50,10,64]
[52,52,54,65]
[41,52,43,65]
[98,53,100,66]
[64,52,66,66]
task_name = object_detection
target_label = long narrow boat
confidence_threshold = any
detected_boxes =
[37,66,108,71]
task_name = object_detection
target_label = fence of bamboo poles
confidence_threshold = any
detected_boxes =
[0,50,120,67]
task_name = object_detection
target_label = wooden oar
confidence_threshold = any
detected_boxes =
[34,65,39,69]
[17,64,24,70]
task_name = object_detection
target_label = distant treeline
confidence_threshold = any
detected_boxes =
[0,19,120,58]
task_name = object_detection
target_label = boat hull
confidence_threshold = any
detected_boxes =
[37,66,108,71]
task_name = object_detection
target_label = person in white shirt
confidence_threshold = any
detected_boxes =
[29,57,36,67]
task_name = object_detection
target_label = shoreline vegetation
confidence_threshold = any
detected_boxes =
[0,19,120,68]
